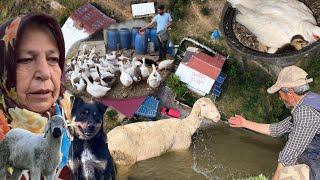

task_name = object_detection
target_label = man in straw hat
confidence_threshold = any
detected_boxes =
[228,65,320,180]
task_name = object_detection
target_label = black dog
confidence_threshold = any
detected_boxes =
[68,97,116,180]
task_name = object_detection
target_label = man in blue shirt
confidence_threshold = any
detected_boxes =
[140,5,173,61]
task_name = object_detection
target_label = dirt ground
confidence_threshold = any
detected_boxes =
[233,0,320,52]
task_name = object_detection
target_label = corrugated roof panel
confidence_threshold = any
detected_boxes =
[193,51,226,69]
[69,3,116,34]
[182,51,195,63]
[188,56,221,80]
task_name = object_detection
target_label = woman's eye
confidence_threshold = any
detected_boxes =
[48,57,60,64]
[17,58,34,64]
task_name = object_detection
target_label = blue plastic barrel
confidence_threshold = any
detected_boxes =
[119,28,130,49]
[131,27,141,49]
[166,41,174,56]
[145,28,152,41]
[107,29,118,51]
[150,28,158,51]
[135,33,148,54]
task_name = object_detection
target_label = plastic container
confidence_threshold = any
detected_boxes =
[119,28,130,49]
[148,41,155,53]
[157,30,169,43]
[145,28,152,41]
[131,27,141,49]
[166,41,174,56]
[107,29,119,51]
[135,33,148,54]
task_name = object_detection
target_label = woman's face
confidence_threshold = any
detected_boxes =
[16,24,61,114]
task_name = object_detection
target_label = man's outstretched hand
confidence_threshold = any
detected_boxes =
[228,115,247,128]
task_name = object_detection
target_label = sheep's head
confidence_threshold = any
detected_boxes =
[194,97,220,123]
[44,115,66,138]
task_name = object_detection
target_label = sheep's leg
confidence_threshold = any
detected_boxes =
[54,168,63,180]
[22,170,30,180]
[10,168,23,180]
[44,172,55,180]
[29,170,41,180]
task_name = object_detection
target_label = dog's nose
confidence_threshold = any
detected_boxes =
[88,124,95,131]
[53,128,62,138]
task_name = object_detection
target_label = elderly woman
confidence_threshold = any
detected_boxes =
[0,13,72,179]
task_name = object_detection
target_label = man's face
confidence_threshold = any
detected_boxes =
[278,90,294,109]
[157,8,164,15]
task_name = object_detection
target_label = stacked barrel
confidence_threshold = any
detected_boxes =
[104,27,172,55]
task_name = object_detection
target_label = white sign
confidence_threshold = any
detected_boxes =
[132,2,155,17]
[175,63,214,95]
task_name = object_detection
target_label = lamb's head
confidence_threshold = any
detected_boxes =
[193,97,220,122]
[44,115,66,138]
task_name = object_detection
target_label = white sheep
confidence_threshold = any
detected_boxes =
[0,115,67,180]
[107,97,220,166]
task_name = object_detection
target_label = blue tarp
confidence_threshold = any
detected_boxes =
[135,96,159,118]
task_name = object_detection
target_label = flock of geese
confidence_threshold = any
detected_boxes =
[65,44,174,98]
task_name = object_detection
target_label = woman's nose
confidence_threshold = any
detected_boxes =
[34,55,51,80]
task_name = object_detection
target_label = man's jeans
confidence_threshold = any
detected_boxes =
[299,134,320,180]
[157,36,167,61]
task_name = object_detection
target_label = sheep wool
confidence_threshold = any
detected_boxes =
[107,97,220,166]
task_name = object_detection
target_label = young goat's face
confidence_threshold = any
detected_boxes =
[45,115,66,138]
[71,97,107,140]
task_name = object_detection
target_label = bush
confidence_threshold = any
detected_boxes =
[200,7,209,16]
[106,110,118,121]
[168,0,189,20]
[166,74,188,97]
[59,11,70,27]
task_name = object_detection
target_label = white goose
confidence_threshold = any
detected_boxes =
[118,61,133,88]
[228,0,320,53]
[90,66,100,81]
[140,58,149,79]
[82,73,110,98]
[147,64,162,89]
[124,57,137,77]
[82,43,88,55]
[73,78,86,93]
[89,46,96,57]
[158,60,174,71]
[106,51,117,60]
[70,64,81,87]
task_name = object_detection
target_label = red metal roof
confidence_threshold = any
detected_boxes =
[192,51,226,69]
[70,3,116,34]
[100,97,146,119]
[188,57,221,80]
[186,51,226,80]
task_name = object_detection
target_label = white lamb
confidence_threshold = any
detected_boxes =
[107,97,220,166]
[0,115,67,180]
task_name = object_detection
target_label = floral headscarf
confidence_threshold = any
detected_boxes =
[0,12,72,141]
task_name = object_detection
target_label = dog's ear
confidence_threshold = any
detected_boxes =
[95,101,108,114]
[71,96,84,116]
